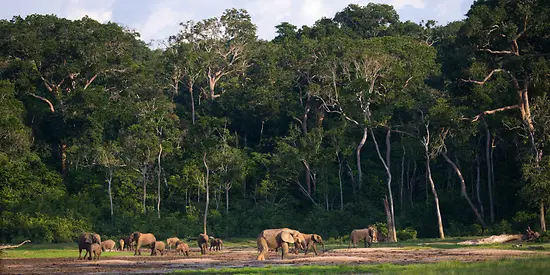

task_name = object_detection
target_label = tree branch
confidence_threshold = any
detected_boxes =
[471,105,521,122]
[30,93,55,112]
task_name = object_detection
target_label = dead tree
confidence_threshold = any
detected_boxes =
[0,240,31,250]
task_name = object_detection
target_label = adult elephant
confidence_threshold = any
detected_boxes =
[78,232,101,260]
[298,233,325,255]
[129,232,156,255]
[256,228,305,260]
[349,226,377,248]
[197,233,209,255]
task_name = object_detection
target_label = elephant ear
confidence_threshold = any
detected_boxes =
[279,231,295,243]
[313,234,322,243]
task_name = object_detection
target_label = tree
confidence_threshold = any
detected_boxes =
[172,9,256,101]
[460,0,550,228]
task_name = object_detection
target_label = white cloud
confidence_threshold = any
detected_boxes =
[386,0,426,9]
[135,1,191,43]
[63,0,115,22]
[246,0,293,39]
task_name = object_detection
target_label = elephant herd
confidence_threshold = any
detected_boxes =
[77,226,377,261]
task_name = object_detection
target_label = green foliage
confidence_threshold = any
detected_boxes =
[1,1,550,244]
[490,220,514,235]
[396,227,418,241]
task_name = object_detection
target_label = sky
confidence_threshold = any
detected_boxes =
[0,0,473,43]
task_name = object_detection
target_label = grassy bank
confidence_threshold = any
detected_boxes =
[174,257,550,274]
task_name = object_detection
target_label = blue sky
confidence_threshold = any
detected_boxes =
[0,0,473,43]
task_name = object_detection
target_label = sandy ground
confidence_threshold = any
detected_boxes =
[1,246,549,275]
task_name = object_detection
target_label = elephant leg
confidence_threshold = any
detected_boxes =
[312,243,318,256]
[86,248,92,260]
[281,242,289,260]
[78,248,82,260]
[256,238,268,261]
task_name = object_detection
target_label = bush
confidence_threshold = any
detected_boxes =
[396,227,417,241]
[468,224,484,236]
[490,220,514,235]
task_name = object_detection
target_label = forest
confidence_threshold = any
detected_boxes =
[1,0,550,244]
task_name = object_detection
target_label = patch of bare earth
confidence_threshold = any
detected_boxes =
[1,246,548,274]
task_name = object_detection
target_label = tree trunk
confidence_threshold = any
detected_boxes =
[400,146,405,212]
[409,161,417,206]
[371,127,397,242]
[225,183,231,215]
[303,160,312,196]
[442,152,487,228]
[476,151,485,218]
[483,120,495,223]
[540,202,547,232]
[142,167,147,214]
[107,168,114,217]
[157,143,163,219]
[356,127,368,189]
[426,156,445,239]
[189,83,196,124]
[61,143,67,175]
[337,151,344,211]
[203,152,210,235]
[383,195,395,241]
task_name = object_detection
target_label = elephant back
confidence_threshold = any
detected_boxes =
[140,233,156,246]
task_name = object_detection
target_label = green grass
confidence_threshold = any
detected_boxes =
[2,237,549,259]
[0,243,136,259]
[173,257,550,274]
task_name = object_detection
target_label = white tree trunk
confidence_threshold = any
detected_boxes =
[426,157,445,239]
[356,127,368,189]
[157,143,163,219]
[107,168,114,217]
[203,152,210,235]
[371,127,397,242]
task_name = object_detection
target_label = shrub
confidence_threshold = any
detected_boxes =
[490,220,514,235]
[468,224,484,236]
[396,227,417,241]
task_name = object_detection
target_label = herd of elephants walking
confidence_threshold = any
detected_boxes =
[77,226,378,261]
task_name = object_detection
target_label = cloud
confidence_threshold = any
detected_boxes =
[135,0,192,43]
[245,0,293,39]
[64,0,115,22]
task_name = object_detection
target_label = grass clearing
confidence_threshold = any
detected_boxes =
[173,257,550,274]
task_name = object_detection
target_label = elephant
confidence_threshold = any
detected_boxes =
[124,235,134,251]
[101,239,116,251]
[256,228,305,260]
[78,232,101,260]
[349,226,377,248]
[118,239,125,251]
[91,243,102,260]
[166,237,180,250]
[129,232,157,256]
[176,241,190,256]
[151,241,166,256]
[197,233,209,255]
[297,233,325,255]
[209,238,223,251]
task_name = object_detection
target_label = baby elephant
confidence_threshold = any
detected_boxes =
[91,243,102,260]
[151,241,166,256]
[101,239,116,251]
[166,237,180,250]
[210,238,223,251]
[176,241,190,256]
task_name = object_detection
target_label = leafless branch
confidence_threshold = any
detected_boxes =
[30,93,55,112]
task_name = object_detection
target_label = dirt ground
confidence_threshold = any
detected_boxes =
[1,246,549,275]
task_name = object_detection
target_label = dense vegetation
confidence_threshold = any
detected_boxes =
[1,0,550,243]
